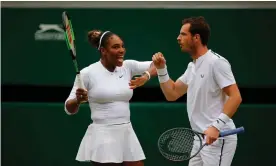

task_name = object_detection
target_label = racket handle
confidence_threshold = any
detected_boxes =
[219,127,245,137]
[76,74,86,90]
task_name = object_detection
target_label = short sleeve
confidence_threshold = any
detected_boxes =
[124,60,152,77]
[178,63,192,85]
[64,67,91,114]
[213,59,236,89]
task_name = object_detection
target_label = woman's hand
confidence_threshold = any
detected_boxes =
[129,74,149,89]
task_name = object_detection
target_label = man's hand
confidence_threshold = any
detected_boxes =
[129,74,149,89]
[204,126,220,145]
[152,52,166,69]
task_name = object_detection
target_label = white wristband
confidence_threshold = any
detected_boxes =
[143,71,151,80]
[211,113,231,131]
[157,65,168,76]
[158,74,169,83]
[157,66,169,83]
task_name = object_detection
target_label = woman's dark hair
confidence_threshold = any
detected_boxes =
[88,30,114,50]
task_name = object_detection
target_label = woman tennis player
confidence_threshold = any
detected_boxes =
[64,30,156,166]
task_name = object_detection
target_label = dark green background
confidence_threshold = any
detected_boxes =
[2,8,276,87]
[2,102,276,166]
[2,8,276,166]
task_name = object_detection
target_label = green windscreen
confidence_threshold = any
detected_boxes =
[2,8,276,87]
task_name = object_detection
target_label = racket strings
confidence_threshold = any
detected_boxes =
[158,128,196,161]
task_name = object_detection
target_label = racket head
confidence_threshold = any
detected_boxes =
[158,127,203,161]
[62,11,76,58]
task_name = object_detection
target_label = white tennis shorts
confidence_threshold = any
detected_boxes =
[188,137,237,166]
[75,122,146,163]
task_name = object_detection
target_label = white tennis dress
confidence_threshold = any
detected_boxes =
[65,60,152,163]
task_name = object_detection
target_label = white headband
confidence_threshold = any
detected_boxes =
[98,31,110,50]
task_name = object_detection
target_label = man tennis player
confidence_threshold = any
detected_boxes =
[152,16,242,166]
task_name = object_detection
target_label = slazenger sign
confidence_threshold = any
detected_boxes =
[34,24,65,41]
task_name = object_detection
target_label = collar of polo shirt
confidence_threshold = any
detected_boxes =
[193,49,211,68]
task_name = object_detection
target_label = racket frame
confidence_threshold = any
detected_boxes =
[158,127,245,161]
[62,11,85,89]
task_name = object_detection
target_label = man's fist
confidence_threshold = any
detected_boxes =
[152,52,166,69]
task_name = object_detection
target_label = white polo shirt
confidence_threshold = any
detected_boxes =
[178,50,237,134]
[65,60,152,125]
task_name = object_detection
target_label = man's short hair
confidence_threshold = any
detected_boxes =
[182,16,211,45]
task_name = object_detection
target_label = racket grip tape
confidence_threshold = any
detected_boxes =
[219,127,245,137]
[76,74,86,90]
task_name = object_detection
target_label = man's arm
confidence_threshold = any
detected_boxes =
[203,58,242,145]
[152,52,188,101]
[222,84,242,118]
[211,58,242,130]
[205,83,242,145]
[159,79,188,101]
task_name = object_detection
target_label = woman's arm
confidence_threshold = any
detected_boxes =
[64,68,90,115]
[125,60,157,89]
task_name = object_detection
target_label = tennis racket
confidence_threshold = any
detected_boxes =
[158,126,245,161]
[62,11,85,89]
